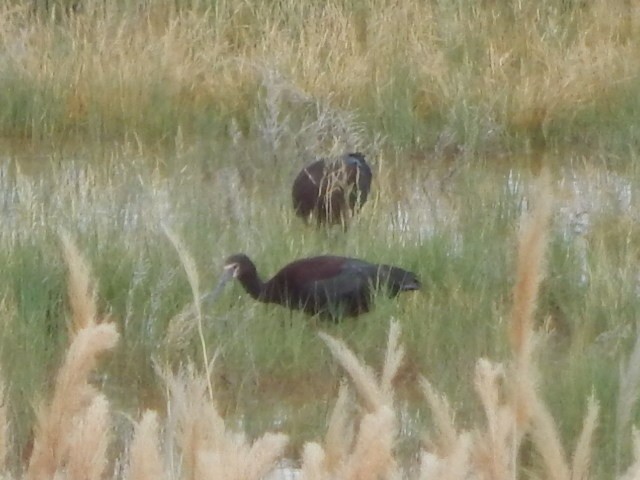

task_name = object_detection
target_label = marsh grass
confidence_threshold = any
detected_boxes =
[1,0,639,156]
[0,147,640,477]
[3,183,640,479]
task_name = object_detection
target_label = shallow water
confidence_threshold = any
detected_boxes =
[1,146,636,233]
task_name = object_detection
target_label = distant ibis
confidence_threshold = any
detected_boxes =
[216,254,420,319]
[292,152,373,226]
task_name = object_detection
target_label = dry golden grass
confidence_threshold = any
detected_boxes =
[127,411,166,480]
[2,0,639,148]
[411,175,602,480]
[162,225,213,402]
[301,321,403,479]
[26,234,117,480]
[162,364,289,480]
[60,230,98,334]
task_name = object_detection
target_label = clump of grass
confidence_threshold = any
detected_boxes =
[127,411,166,480]
[413,175,603,479]
[26,234,117,480]
[160,364,289,480]
[300,320,403,479]
[4,230,291,480]
[1,0,639,154]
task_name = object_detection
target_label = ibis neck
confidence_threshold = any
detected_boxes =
[238,273,265,301]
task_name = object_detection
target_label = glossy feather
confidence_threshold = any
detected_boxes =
[292,152,373,226]
[221,254,419,319]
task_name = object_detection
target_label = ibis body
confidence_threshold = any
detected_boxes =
[292,152,373,226]
[218,253,420,320]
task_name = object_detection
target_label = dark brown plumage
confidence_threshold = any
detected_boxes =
[216,253,420,320]
[292,152,373,226]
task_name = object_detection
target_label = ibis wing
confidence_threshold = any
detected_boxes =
[274,256,350,284]
[308,266,372,298]
[266,256,417,317]
[304,269,371,318]
[265,256,356,306]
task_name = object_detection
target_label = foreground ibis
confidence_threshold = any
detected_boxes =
[292,152,373,226]
[215,254,420,320]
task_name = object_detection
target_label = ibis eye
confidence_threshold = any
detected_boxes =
[223,263,240,278]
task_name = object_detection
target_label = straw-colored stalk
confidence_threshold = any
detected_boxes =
[60,230,99,334]
[165,365,288,480]
[26,233,118,480]
[128,411,166,480]
[303,321,403,479]
[507,174,552,441]
[25,322,119,480]
[162,225,214,403]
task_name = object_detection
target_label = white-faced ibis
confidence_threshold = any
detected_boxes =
[215,253,420,320]
[292,152,373,226]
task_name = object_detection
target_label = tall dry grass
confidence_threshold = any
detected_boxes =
[412,176,602,479]
[25,233,117,480]
[161,365,288,480]
[1,0,639,152]
[299,321,403,479]
[127,411,165,480]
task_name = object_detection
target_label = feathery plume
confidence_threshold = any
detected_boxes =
[419,377,459,456]
[381,319,404,403]
[313,323,402,479]
[323,383,354,473]
[339,406,396,480]
[59,230,98,334]
[472,359,514,480]
[26,323,119,480]
[528,394,571,480]
[418,433,472,480]
[301,442,326,480]
[508,173,552,437]
[244,433,290,480]
[65,394,111,480]
[508,173,551,361]
[162,225,213,402]
[128,411,166,480]
[165,365,287,480]
[571,396,599,480]
[318,332,383,413]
